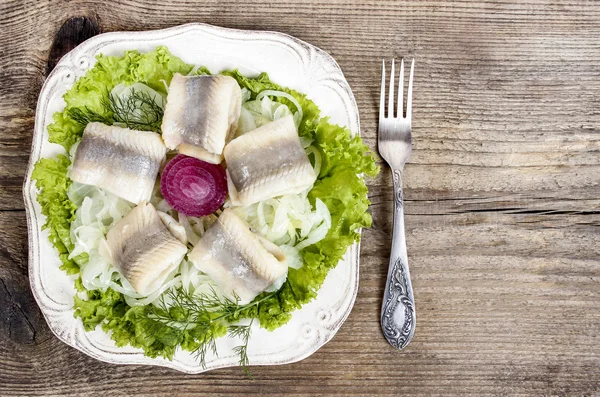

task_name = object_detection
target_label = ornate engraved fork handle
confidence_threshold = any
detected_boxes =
[380,169,416,349]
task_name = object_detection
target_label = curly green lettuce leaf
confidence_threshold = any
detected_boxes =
[313,118,380,178]
[31,155,79,274]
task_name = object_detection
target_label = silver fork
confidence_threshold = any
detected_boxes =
[378,59,416,350]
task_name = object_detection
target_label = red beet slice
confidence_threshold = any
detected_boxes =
[160,154,227,217]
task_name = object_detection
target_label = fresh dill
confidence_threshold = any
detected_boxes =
[229,319,253,378]
[67,88,164,133]
[148,287,276,375]
[109,88,164,132]
[67,106,112,126]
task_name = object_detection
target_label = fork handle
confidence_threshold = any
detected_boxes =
[380,169,416,349]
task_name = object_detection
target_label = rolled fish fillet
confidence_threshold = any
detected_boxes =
[161,73,242,164]
[70,122,166,204]
[188,209,287,304]
[224,115,317,207]
[106,202,188,296]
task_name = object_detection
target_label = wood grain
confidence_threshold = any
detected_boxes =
[1,0,599,395]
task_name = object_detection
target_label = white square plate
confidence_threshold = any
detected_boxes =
[23,23,361,373]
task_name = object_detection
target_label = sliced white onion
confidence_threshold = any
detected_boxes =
[109,276,137,297]
[265,271,288,292]
[255,90,303,124]
[187,216,204,236]
[179,214,202,246]
[155,199,172,213]
[260,96,273,118]
[239,191,332,269]
[180,259,216,293]
[81,250,112,290]
[295,222,329,251]
[159,79,169,93]
[279,245,303,270]
[306,146,322,177]
[241,87,252,103]
[186,65,200,76]
[80,197,93,226]
[123,275,183,307]
[315,198,331,228]
[236,106,257,135]
[273,104,292,120]
[299,136,314,149]
[67,181,94,206]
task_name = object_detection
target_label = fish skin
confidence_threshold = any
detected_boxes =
[223,115,317,207]
[70,122,166,204]
[161,73,241,163]
[106,202,188,296]
[188,208,287,304]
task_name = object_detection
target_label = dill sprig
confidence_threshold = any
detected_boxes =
[67,88,164,133]
[148,287,276,375]
[67,106,112,125]
[229,319,253,378]
[109,88,164,132]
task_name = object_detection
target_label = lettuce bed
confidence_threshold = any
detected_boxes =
[32,47,378,360]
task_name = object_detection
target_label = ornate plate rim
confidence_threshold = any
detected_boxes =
[23,22,362,373]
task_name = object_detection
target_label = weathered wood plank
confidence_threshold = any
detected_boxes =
[1,209,599,395]
[1,0,599,395]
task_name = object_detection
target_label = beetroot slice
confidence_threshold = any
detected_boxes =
[160,154,227,217]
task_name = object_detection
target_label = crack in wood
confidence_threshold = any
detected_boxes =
[0,278,36,344]
[452,208,600,216]
[47,15,101,76]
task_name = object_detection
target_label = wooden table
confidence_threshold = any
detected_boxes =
[1,1,599,395]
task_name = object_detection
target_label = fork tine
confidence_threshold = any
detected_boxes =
[406,58,415,120]
[388,59,395,118]
[379,60,386,120]
[398,59,404,119]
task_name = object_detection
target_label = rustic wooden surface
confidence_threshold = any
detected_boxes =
[1,0,599,395]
